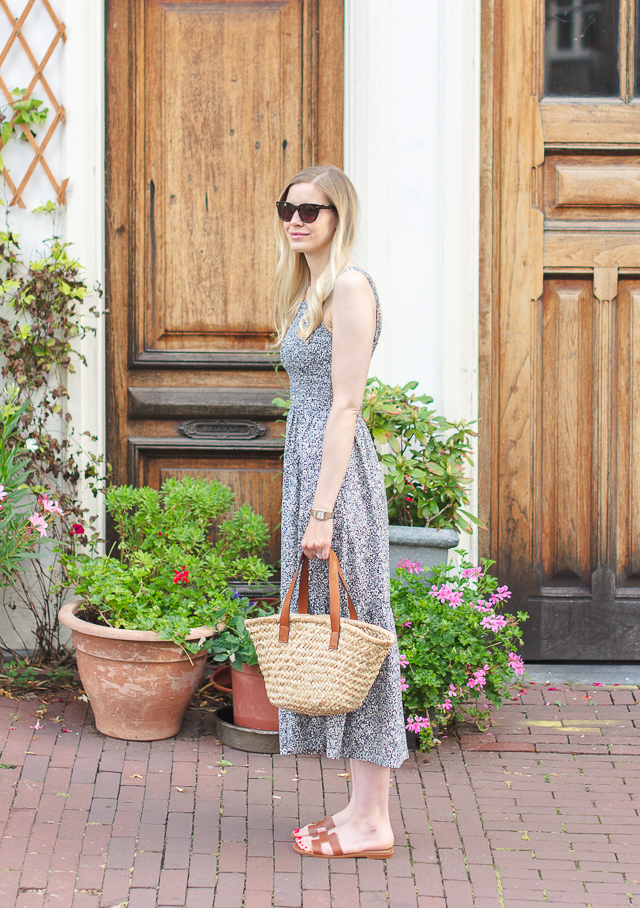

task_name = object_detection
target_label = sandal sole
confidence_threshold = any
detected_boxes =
[292,842,394,860]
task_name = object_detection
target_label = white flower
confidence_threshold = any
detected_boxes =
[25,438,39,452]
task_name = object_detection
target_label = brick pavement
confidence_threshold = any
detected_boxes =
[0,682,639,908]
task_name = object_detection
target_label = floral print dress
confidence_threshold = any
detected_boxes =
[277,266,409,769]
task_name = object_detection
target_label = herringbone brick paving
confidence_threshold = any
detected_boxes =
[1,682,639,907]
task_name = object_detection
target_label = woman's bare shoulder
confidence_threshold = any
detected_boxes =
[334,266,373,293]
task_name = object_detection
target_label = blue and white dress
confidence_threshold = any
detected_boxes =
[278,266,409,769]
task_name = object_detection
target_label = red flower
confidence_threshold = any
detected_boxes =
[158,531,163,536]
[173,566,189,584]
[69,524,84,536]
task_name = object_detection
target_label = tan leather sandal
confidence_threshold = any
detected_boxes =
[292,828,394,860]
[290,816,335,839]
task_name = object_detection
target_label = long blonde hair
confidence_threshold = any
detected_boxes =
[274,164,359,345]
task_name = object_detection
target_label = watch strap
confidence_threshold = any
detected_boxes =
[310,508,334,520]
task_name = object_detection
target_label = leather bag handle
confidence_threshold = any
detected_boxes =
[279,549,358,649]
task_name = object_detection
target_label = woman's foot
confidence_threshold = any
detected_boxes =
[293,799,356,838]
[294,815,394,857]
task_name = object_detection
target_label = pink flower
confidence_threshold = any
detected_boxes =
[41,497,63,516]
[400,677,409,691]
[474,600,493,614]
[430,584,463,608]
[28,513,48,538]
[173,566,189,584]
[490,585,511,603]
[399,653,409,668]
[462,566,483,580]
[441,698,453,711]
[405,715,430,734]
[69,524,84,537]
[481,614,507,632]
[402,620,413,628]
[508,652,525,675]
[0,484,6,502]
[448,683,458,697]
[467,666,488,689]
[398,559,422,574]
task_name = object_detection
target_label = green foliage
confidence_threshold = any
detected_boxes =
[362,378,481,532]
[0,89,49,171]
[204,595,279,669]
[393,558,527,750]
[0,390,66,582]
[62,477,275,653]
[0,230,105,662]
[1,659,73,691]
[0,232,105,518]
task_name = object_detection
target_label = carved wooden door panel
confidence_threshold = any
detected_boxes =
[481,0,640,658]
[105,0,343,564]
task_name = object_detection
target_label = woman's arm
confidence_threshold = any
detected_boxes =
[300,270,377,560]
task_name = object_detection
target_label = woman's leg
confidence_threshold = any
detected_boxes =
[295,758,358,836]
[295,758,394,855]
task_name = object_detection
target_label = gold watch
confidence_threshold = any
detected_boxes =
[310,508,334,520]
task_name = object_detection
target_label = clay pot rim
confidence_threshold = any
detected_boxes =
[59,600,216,643]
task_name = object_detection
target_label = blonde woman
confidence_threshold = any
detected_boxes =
[275,164,408,860]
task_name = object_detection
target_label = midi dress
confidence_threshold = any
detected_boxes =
[278,266,409,769]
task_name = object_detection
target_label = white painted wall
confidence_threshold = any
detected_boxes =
[344,0,481,560]
[0,1,105,651]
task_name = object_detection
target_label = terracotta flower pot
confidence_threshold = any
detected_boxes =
[230,662,279,731]
[59,600,215,741]
[210,664,233,694]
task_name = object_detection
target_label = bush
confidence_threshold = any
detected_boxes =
[362,379,480,532]
[1,390,67,582]
[392,557,527,750]
[62,476,274,652]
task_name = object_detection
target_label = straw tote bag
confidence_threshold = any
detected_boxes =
[245,550,396,717]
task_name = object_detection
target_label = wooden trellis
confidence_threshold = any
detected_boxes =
[0,0,67,208]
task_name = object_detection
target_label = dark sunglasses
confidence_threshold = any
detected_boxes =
[276,200,336,223]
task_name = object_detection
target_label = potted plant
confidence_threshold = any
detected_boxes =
[391,557,527,750]
[59,476,273,741]
[362,379,481,576]
[206,595,280,732]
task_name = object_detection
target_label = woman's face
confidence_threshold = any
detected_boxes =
[281,182,338,258]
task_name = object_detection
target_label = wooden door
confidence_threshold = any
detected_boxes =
[481,0,640,659]
[105,0,344,565]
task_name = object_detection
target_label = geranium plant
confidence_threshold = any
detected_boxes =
[362,378,481,533]
[205,593,279,669]
[392,557,527,750]
[0,230,106,661]
[0,390,67,581]
[62,476,274,653]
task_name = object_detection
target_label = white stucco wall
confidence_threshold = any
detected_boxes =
[344,0,481,559]
[0,0,105,651]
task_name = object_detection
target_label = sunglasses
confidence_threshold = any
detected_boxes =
[276,200,335,223]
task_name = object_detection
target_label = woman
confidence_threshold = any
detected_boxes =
[275,164,408,861]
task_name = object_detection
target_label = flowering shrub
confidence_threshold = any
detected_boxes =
[62,476,274,652]
[0,231,105,661]
[391,558,527,750]
[0,393,67,581]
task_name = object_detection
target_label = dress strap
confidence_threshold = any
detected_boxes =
[341,265,382,344]
[342,265,379,304]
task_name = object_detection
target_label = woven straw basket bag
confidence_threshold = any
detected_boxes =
[245,550,396,717]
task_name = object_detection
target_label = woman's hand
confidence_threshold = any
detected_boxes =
[301,516,333,561]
